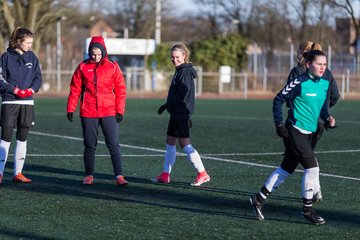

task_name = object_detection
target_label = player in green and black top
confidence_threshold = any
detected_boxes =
[250,50,336,225]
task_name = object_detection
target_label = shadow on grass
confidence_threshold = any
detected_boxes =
[2,163,359,228]
[0,227,51,240]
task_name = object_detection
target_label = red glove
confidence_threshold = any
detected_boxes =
[25,88,35,97]
[14,87,28,98]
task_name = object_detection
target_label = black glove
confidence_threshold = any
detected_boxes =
[116,113,123,123]
[324,120,337,130]
[157,104,167,115]
[67,112,73,122]
[276,124,288,138]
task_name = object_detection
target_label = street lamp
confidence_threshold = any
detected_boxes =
[155,0,161,45]
[56,16,67,92]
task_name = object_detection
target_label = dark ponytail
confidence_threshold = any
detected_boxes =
[303,49,326,63]
[9,27,34,49]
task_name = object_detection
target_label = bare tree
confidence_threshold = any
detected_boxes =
[195,0,222,39]
[287,0,313,42]
[326,0,360,71]
[219,0,259,37]
[0,0,68,53]
[105,0,158,39]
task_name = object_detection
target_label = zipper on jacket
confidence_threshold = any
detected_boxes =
[94,64,99,118]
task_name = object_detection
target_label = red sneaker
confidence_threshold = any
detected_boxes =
[0,174,3,184]
[13,173,32,183]
[191,171,210,186]
[116,175,128,186]
[83,175,94,185]
[151,172,170,184]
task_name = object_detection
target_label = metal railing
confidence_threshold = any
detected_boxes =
[40,67,360,99]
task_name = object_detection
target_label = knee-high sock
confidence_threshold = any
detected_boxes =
[313,159,321,194]
[313,173,321,194]
[302,167,319,201]
[163,144,176,173]
[263,167,290,195]
[183,144,205,173]
[14,140,27,175]
[0,140,11,175]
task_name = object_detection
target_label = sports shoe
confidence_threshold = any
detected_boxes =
[13,173,32,183]
[301,208,325,225]
[250,194,264,221]
[190,171,210,186]
[0,174,3,184]
[83,175,94,185]
[151,172,170,184]
[116,175,128,186]
[313,190,323,203]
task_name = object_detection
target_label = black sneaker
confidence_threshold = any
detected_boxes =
[301,208,325,225]
[313,190,323,203]
[250,195,264,221]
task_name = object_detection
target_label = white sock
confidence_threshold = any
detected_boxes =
[163,144,176,173]
[313,160,321,194]
[14,140,27,176]
[313,172,321,194]
[0,140,11,175]
[302,167,319,200]
[183,144,205,173]
[264,167,290,192]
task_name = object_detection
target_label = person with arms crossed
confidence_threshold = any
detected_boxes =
[0,27,42,184]
[67,36,128,186]
[250,50,336,225]
[288,41,340,202]
[152,43,210,186]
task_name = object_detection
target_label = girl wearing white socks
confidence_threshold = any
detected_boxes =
[250,50,336,225]
[152,43,210,187]
[0,27,42,184]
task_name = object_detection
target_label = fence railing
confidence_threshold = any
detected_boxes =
[41,68,360,99]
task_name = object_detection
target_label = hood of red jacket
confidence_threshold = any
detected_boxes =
[88,36,108,60]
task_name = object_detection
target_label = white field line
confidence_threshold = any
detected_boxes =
[196,115,360,125]
[36,112,360,125]
[9,154,164,157]
[29,131,360,181]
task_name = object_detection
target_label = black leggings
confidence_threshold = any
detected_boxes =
[1,127,30,142]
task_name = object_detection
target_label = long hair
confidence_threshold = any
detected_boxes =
[9,27,34,49]
[297,41,322,66]
[171,43,190,63]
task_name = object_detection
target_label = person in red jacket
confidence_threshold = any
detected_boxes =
[66,36,128,186]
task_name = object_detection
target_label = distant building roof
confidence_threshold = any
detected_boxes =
[89,19,119,38]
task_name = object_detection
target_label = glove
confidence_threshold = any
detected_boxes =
[276,124,288,138]
[116,113,123,123]
[157,104,167,115]
[324,116,336,130]
[67,112,73,122]
[14,87,28,98]
[188,119,192,128]
[25,88,34,97]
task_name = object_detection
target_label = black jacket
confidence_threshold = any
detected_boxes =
[0,47,42,101]
[166,63,197,118]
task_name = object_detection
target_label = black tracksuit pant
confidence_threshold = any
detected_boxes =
[81,116,122,176]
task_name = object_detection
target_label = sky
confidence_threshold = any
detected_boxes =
[175,0,197,14]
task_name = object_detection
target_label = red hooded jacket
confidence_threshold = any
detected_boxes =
[67,36,126,118]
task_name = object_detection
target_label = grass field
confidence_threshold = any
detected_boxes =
[0,98,359,240]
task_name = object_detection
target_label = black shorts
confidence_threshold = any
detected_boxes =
[280,125,317,173]
[167,117,191,138]
[0,104,35,128]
